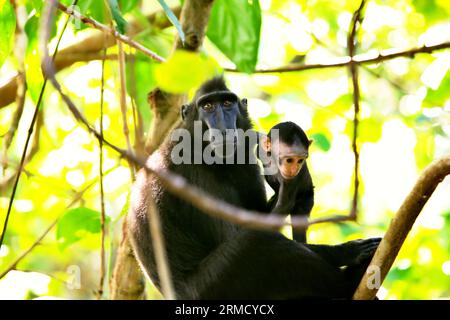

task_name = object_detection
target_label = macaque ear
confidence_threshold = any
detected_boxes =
[308,139,313,146]
[260,134,272,152]
[181,104,189,120]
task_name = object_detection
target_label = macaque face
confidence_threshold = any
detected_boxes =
[263,137,309,180]
[274,140,308,179]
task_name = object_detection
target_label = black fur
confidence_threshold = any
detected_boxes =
[127,77,380,299]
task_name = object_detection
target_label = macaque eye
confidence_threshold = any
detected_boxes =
[223,100,232,107]
[286,158,293,163]
[203,103,215,112]
[297,159,304,164]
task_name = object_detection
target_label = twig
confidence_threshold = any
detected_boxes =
[309,28,443,110]
[353,155,450,299]
[117,40,135,179]
[57,2,165,63]
[225,41,450,73]
[145,192,176,299]
[96,45,107,300]
[347,0,366,219]
[0,0,76,250]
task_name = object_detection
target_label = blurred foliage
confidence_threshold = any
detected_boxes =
[0,0,449,300]
[154,50,221,93]
[0,0,15,68]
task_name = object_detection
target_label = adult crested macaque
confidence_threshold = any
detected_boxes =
[128,76,381,299]
[259,121,314,242]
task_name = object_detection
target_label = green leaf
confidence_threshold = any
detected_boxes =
[56,207,107,249]
[310,133,331,152]
[118,0,139,13]
[157,0,185,43]
[108,0,127,34]
[154,50,221,94]
[207,0,261,73]
[0,0,16,68]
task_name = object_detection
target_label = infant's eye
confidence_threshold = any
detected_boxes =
[286,158,293,163]
[223,100,232,107]
[297,159,304,164]
[203,103,215,112]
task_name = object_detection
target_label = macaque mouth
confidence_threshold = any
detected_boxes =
[210,136,238,158]
[279,170,300,180]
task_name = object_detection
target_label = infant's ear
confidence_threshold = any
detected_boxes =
[308,139,313,146]
[260,134,272,152]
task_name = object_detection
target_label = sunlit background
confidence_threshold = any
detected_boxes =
[0,0,449,299]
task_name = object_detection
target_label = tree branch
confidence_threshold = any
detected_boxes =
[225,41,450,74]
[347,0,366,219]
[145,192,176,299]
[57,2,165,63]
[353,155,450,299]
[96,45,107,300]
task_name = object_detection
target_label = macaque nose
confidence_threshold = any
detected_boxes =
[288,166,299,176]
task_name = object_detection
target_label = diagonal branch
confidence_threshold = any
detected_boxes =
[353,156,450,299]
